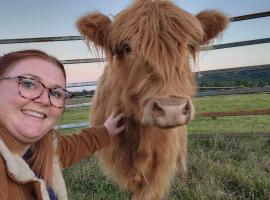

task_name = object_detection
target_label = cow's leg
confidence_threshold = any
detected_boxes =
[129,175,165,200]
[127,149,151,194]
[176,126,188,181]
[130,156,175,200]
[129,139,177,199]
[131,191,162,200]
[176,149,188,181]
[127,140,164,199]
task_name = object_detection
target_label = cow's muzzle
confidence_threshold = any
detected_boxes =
[142,97,194,128]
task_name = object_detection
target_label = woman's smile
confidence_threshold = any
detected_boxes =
[21,109,47,119]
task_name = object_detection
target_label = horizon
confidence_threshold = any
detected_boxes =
[67,63,270,92]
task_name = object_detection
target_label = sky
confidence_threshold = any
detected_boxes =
[0,0,269,84]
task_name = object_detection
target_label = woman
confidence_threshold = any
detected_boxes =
[0,49,125,200]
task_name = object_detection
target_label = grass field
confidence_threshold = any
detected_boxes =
[61,93,270,134]
[61,93,270,199]
[64,136,270,199]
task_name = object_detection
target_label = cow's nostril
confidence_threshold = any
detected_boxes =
[183,103,190,115]
[153,102,165,116]
[153,102,162,111]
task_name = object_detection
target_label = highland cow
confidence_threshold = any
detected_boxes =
[77,0,228,199]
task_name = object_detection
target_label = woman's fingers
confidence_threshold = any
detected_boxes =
[104,113,126,136]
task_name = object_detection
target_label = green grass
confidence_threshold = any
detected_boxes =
[64,158,130,200]
[63,136,270,199]
[65,97,92,105]
[61,107,90,124]
[188,115,270,134]
[60,93,270,199]
[194,93,270,113]
[60,93,270,134]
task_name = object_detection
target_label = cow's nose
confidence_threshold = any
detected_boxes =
[142,97,194,128]
[152,98,190,124]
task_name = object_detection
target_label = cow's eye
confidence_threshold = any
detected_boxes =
[115,43,132,55]
[122,43,132,53]
[187,44,195,51]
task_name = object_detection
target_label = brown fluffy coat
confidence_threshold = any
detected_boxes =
[77,0,228,199]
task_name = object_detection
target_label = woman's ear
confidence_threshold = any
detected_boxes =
[196,10,228,44]
[77,12,112,48]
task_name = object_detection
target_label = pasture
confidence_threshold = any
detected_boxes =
[61,93,270,199]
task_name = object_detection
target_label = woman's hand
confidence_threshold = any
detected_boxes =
[104,113,126,136]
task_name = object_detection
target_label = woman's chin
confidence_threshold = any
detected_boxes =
[18,124,46,142]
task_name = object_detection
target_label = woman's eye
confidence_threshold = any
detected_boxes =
[21,79,35,89]
[50,90,63,99]
[51,92,61,98]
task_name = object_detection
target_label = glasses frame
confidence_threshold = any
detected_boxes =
[0,75,73,108]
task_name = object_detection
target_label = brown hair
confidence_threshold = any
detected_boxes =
[0,49,66,185]
[0,49,66,79]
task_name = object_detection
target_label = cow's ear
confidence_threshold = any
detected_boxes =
[196,10,228,44]
[77,12,111,47]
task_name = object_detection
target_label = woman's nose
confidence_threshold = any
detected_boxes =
[33,89,51,106]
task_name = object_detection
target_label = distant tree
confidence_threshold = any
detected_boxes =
[89,90,95,96]
[257,81,266,87]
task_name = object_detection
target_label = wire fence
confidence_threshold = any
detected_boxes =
[1,11,270,132]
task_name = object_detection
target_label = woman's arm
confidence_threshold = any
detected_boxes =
[57,125,110,168]
[56,113,125,168]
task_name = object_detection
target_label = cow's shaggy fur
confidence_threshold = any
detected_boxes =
[77,0,228,199]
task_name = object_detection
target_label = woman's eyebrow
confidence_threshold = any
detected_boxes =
[21,73,37,78]
[22,73,65,89]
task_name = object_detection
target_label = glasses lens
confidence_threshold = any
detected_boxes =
[65,90,73,99]
[49,88,73,108]
[17,77,73,108]
[18,78,43,99]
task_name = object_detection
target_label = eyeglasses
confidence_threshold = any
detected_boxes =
[0,75,73,108]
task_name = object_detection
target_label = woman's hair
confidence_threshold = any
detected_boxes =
[0,49,66,185]
[0,49,66,79]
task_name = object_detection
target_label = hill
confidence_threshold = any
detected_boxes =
[196,65,270,87]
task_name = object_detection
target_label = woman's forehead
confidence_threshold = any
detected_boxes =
[4,58,66,88]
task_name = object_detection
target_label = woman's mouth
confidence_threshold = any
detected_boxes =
[21,109,47,119]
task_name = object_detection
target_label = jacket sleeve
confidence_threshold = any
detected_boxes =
[56,125,111,168]
[0,158,8,200]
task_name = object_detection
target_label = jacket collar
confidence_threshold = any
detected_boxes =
[0,137,50,200]
[0,125,67,200]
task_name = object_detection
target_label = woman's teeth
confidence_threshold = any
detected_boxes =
[22,110,46,119]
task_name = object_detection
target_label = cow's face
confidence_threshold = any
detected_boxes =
[77,0,228,128]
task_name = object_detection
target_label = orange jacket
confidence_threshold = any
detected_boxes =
[0,126,110,200]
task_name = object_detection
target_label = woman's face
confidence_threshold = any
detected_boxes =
[0,58,65,145]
